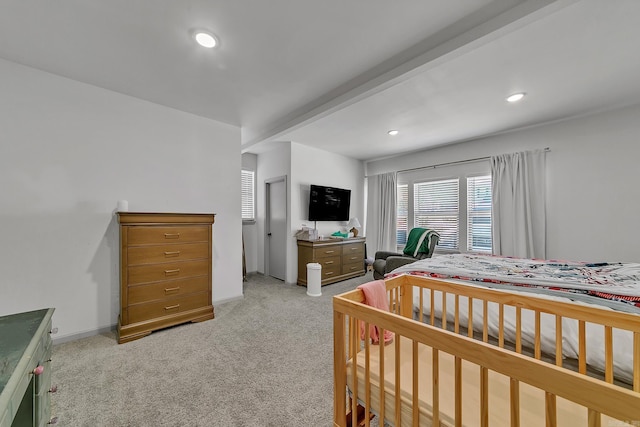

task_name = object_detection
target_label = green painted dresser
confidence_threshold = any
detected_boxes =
[0,308,56,427]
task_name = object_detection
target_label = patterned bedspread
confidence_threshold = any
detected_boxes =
[389,254,640,309]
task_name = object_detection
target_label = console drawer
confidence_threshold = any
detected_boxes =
[128,276,209,304]
[128,292,210,324]
[127,242,209,265]
[128,225,210,245]
[128,260,209,286]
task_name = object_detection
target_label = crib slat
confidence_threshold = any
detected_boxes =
[634,332,640,392]
[364,326,371,427]
[587,409,601,427]
[351,317,359,427]
[413,341,419,425]
[395,335,401,427]
[433,348,440,427]
[333,311,346,425]
[379,328,386,425]
[442,291,448,330]
[545,392,556,427]
[555,315,562,367]
[510,378,520,427]
[419,289,424,323]
[579,320,587,374]
[430,289,435,326]
[468,297,474,338]
[454,294,460,334]
[480,366,489,427]
[483,300,489,343]
[499,303,505,348]
[605,326,613,383]
[455,357,462,427]
[516,307,522,353]
[535,311,541,359]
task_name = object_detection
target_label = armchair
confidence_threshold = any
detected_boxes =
[372,228,439,280]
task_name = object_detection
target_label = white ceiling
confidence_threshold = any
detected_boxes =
[2,0,639,161]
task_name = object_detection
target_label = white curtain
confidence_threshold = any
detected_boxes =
[366,172,397,254]
[491,149,546,259]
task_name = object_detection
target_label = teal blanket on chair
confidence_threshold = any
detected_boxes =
[403,228,439,257]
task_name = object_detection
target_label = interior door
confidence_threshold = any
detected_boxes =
[266,177,286,280]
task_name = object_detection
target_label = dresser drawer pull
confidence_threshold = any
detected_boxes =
[324,250,335,254]
[164,233,181,239]
[164,251,181,256]
[325,271,335,276]
[165,286,181,294]
[350,247,358,251]
[49,385,58,393]
[165,269,180,275]
[165,304,180,311]
[350,266,359,270]
[50,327,58,334]
[48,416,59,425]
[33,365,44,375]
[349,256,358,260]
[324,261,334,265]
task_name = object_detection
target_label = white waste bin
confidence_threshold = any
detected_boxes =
[306,262,322,297]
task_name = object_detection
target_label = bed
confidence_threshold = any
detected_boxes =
[333,254,640,426]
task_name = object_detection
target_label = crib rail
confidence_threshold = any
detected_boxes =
[333,274,640,427]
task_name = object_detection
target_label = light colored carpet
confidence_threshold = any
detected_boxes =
[51,271,376,426]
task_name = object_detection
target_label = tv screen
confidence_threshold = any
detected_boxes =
[308,184,351,221]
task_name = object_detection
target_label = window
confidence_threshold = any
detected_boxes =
[414,178,459,250]
[467,175,492,252]
[241,170,255,222]
[396,184,408,249]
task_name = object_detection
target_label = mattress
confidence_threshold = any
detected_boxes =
[346,336,629,427]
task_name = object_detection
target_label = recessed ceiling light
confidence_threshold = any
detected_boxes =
[506,92,526,103]
[388,130,399,136]
[194,30,218,48]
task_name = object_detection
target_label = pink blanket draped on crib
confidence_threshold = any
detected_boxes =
[357,280,394,344]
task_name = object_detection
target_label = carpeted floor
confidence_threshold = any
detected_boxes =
[51,271,375,426]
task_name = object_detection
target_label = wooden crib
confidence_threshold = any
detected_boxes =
[333,274,640,427]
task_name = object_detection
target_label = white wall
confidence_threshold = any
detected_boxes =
[0,58,243,341]
[366,103,640,262]
[290,143,365,283]
[241,153,258,273]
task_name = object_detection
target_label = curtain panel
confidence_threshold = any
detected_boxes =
[491,149,546,259]
[366,172,397,255]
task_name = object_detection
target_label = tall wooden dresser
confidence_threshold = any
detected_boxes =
[117,212,215,344]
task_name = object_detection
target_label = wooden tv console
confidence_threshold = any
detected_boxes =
[296,237,365,286]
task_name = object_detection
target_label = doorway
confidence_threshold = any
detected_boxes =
[265,176,287,281]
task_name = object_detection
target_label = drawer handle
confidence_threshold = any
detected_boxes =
[350,266,358,270]
[49,385,58,393]
[165,269,180,275]
[48,417,59,425]
[33,365,44,376]
[349,256,358,260]
[324,261,334,265]
[165,304,180,311]
[50,327,58,334]
[325,271,334,276]
[324,250,335,254]
[164,233,181,239]
[164,251,181,256]
[351,247,358,251]
[165,286,181,294]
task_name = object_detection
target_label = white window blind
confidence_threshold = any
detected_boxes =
[414,178,459,250]
[396,184,408,249]
[467,175,492,252]
[241,170,255,221]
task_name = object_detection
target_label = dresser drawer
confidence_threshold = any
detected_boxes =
[128,260,209,286]
[128,276,209,304]
[128,292,210,324]
[342,261,364,275]
[342,242,364,257]
[342,252,363,265]
[321,263,342,280]
[127,225,210,245]
[317,255,341,270]
[127,242,209,265]
[314,245,341,258]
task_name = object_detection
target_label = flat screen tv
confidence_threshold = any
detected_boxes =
[308,184,351,221]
